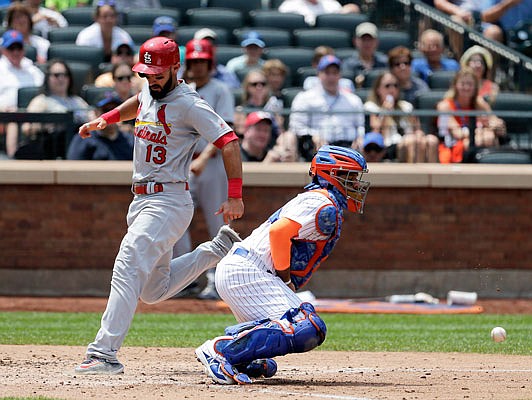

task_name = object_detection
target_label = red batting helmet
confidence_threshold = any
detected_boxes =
[185,39,214,61]
[132,37,180,75]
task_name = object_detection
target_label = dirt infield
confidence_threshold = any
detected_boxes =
[1,298,531,400]
[1,345,530,400]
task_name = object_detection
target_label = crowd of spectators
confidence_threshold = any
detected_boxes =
[0,0,529,164]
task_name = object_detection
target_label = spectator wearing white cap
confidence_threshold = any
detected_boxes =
[194,27,240,89]
[289,55,365,161]
[278,0,360,26]
[226,31,266,83]
[342,22,388,88]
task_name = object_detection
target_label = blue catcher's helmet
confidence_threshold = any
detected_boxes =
[309,145,370,213]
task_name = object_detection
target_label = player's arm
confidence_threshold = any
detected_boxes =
[214,134,244,223]
[270,217,302,292]
[78,95,140,138]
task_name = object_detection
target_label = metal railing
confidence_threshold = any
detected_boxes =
[369,0,532,92]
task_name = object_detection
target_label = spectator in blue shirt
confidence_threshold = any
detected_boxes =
[67,95,133,160]
[411,29,459,83]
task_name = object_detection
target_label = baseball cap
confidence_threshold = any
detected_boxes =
[185,39,213,60]
[317,55,341,71]
[241,31,265,48]
[153,16,177,36]
[194,28,217,41]
[363,132,385,150]
[1,30,24,49]
[245,111,273,128]
[96,93,122,109]
[356,22,378,38]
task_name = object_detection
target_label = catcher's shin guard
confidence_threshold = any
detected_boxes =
[220,302,326,366]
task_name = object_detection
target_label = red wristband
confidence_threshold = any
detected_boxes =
[228,177,242,199]
[101,108,120,125]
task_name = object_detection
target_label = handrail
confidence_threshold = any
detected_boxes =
[394,0,532,90]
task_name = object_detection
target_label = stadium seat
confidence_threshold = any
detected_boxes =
[474,148,532,164]
[315,13,368,33]
[335,47,357,61]
[249,10,308,30]
[124,26,154,46]
[362,68,388,88]
[215,45,244,65]
[159,0,203,13]
[47,44,104,76]
[293,28,351,49]
[185,8,243,32]
[17,86,41,109]
[61,7,94,26]
[48,26,84,43]
[265,47,314,77]
[281,86,304,108]
[428,70,456,90]
[24,45,37,63]
[492,92,532,148]
[177,26,230,45]
[414,90,447,136]
[208,0,263,19]
[124,8,181,26]
[66,61,93,96]
[81,84,114,107]
[233,27,292,48]
[378,29,410,53]
[295,66,317,87]
[354,88,369,103]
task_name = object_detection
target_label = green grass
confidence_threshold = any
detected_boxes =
[0,312,530,355]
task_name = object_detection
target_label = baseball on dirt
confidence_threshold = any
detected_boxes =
[490,327,507,342]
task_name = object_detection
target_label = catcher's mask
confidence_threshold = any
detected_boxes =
[310,145,370,214]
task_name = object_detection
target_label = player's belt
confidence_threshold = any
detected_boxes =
[131,182,189,195]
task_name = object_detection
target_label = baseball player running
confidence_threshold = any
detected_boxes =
[195,145,370,384]
[74,37,244,375]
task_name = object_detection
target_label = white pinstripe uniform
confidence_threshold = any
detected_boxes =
[85,80,233,362]
[215,190,337,322]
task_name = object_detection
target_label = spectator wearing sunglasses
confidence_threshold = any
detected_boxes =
[0,30,45,158]
[364,71,438,163]
[15,59,95,159]
[388,46,429,105]
[76,1,134,62]
[95,43,143,92]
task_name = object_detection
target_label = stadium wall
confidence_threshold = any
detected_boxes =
[1,161,531,299]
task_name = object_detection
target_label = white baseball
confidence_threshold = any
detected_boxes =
[490,327,507,343]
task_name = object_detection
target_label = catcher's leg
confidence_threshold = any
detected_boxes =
[196,302,326,384]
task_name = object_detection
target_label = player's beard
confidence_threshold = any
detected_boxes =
[149,75,174,100]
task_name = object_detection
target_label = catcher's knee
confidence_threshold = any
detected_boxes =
[221,302,326,365]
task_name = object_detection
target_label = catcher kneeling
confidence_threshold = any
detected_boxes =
[196,145,370,384]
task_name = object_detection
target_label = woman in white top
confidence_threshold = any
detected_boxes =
[5,3,50,64]
[19,59,95,158]
[75,2,133,62]
[364,71,438,163]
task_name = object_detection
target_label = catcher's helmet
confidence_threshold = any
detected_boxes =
[132,37,179,75]
[310,145,370,213]
[185,38,214,61]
